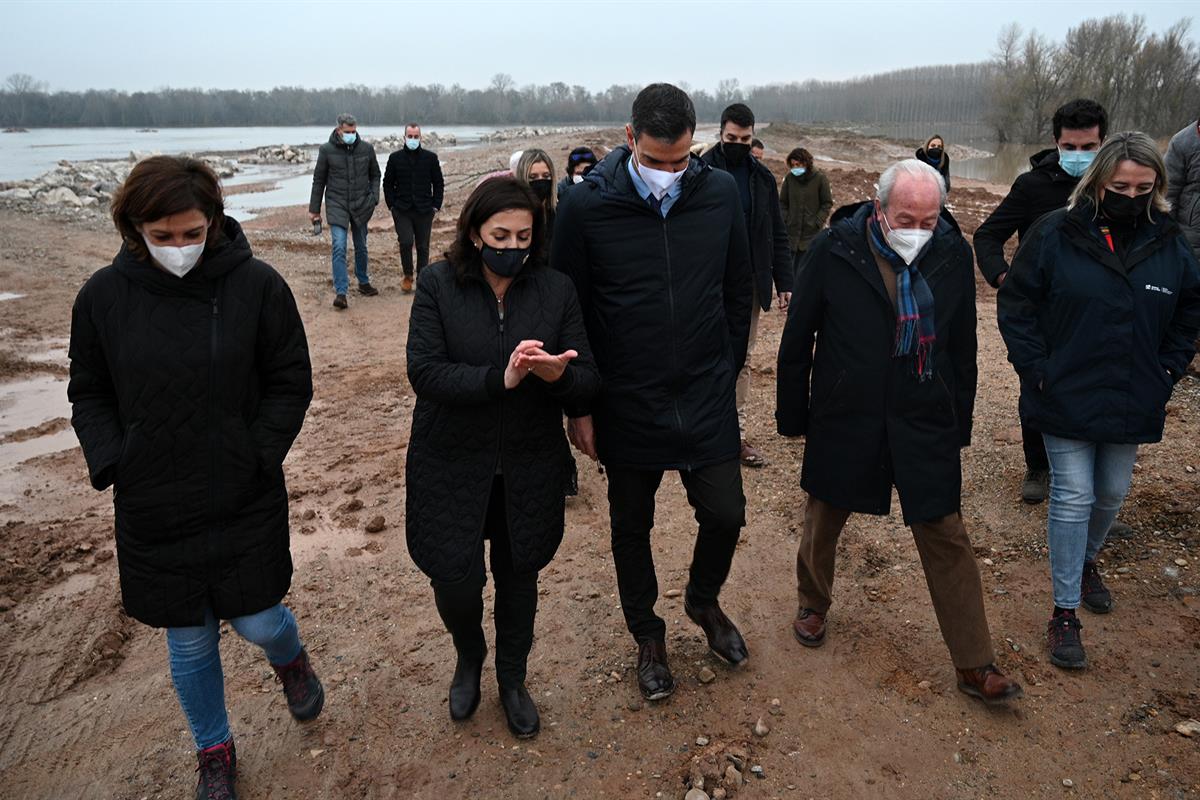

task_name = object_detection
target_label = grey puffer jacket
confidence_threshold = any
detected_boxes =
[1166,120,1200,259]
[309,128,380,228]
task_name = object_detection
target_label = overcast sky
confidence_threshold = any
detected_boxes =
[4,0,1196,93]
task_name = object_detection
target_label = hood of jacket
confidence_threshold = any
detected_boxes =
[114,216,253,298]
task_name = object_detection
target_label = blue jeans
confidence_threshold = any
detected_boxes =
[166,604,303,750]
[330,220,370,295]
[1043,434,1139,608]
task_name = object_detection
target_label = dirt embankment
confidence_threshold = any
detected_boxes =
[0,130,1197,800]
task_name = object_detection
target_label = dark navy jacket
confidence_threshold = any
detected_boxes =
[997,202,1200,443]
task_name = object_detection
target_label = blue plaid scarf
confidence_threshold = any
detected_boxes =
[868,214,936,382]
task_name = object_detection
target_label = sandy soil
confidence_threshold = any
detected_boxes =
[0,129,1197,800]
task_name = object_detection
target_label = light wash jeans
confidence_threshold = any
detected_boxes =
[1043,434,1139,608]
[166,604,302,749]
[330,220,370,295]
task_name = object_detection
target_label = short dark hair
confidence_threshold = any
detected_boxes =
[720,103,755,131]
[1053,99,1108,140]
[751,138,764,150]
[787,147,813,169]
[447,177,545,280]
[111,155,225,260]
[405,122,421,133]
[631,83,696,142]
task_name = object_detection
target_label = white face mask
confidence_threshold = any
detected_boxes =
[631,141,686,199]
[572,174,584,184]
[144,236,206,278]
[878,208,933,265]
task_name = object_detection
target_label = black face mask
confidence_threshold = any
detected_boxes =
[722,142,751,167]
[1101,190,1151,222]
[926,147,944,161]
[480,245,530,277]
[529,179,553,201]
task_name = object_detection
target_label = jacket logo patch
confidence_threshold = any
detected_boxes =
[1144,284,1174,295]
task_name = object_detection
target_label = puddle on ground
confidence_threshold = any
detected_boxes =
[0,292,25,302]
[0,375,71,435]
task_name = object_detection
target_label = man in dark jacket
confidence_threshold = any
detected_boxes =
[384,122,444,293]
[973,99,1107,505]
[1166,113,1200,260]
[309,113,381,310]
[778,160,1023,706]
[700,103,792,468]
[552,83,754,702]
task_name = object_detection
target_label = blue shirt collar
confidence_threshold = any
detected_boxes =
[626,150,685,216]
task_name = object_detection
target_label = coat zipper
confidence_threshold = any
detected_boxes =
[661,217,689,469]
[209,294,220,539]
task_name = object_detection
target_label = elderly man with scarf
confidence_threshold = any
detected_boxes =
[776,159,1023,705]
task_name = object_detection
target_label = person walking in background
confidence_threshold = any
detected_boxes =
[777,159,1023,706]
[751,139,766,161]
[973,99,1112,510]
[553,83,754,702]
[779,147,833,275]
[70,156,321,799]
[700,102,792,468]
[916,135,951,191]
[309,113,380,309]
[1166,112,1200,261]
[558,146,598,200]
[406,177,599,738]
[384,122,444,293]
[513,149,558,253]
[997,132,1200,670]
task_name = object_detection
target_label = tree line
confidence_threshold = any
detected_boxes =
[2,14,1195,142]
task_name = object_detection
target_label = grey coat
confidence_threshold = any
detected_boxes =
[1166,120,1200,259]
[309,128,380,228]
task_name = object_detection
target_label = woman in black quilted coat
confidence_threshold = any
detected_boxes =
[68,156,321,800]
[406,177,600,738]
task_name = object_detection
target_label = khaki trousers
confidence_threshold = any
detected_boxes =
[795,494,995,669]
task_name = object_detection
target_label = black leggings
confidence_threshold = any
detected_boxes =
[432,477,539,689]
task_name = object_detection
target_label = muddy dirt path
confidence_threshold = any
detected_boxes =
[0,132,1197,799]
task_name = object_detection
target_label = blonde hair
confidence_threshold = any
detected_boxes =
[1068,131,1171,220]
[514,149,557,212]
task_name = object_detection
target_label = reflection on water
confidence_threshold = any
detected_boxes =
[954,143,1047,186]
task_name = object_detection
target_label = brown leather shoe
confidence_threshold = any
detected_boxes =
[739,441,766,468]
[956,664,1024,705]
[401,275,414,293]
[791,608,826,647]
[636,639,675,701]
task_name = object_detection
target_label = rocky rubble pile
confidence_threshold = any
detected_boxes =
[241,145,310,164]
[0,152,239,211]
[367,131,457,151]
[482,125,592,142]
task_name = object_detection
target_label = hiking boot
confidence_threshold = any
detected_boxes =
[271,648,325,721]
[1047,610,1087,669]
[1106,520,1135,540]
[333,294,348,310]
[195,738,237,800]
[401,275,414,293]
[1021,469,1049,504]
[358,283,379,297]
[1080,561,1113,614]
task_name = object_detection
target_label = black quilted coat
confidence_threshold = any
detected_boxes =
[405,259,600,583]
[68,218,312,628]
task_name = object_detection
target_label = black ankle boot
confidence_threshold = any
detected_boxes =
[449,655,484,721]
[499,683,540,738]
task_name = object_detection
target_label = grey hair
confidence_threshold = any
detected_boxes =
[877,159,946,209]
[336,113,357,127]
[1068,130,1171,219]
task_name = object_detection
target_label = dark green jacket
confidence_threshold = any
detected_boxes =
[780,168,833,252]
[309,128,380,228]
